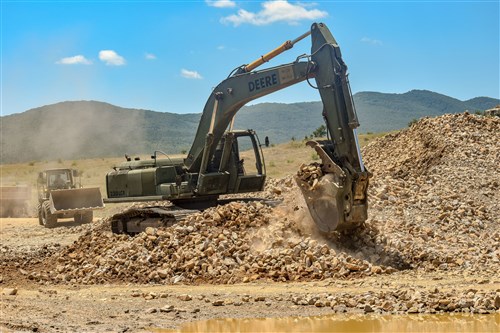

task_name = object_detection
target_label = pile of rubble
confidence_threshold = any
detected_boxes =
[36,200,389,285]
[361,113,499,273]
[30,112,499,286]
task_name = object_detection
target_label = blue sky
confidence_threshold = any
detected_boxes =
[2,0,499,116]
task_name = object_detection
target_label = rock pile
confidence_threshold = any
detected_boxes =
[37,200,389,284]
[30,112,499,288]
[361,113,499,273]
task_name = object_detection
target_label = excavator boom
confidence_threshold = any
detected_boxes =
[185,61,314,172]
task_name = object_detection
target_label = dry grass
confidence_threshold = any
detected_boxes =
[257,132,387,178]
[1,133,386,201]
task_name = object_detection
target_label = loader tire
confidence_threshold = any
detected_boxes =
[82,211,93,224]
[41,201,57,228]
[37,203,43,225]
[74,211,93,224]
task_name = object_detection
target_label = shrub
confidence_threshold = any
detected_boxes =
[312,125,327,138]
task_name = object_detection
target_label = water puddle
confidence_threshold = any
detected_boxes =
[160,313,499,332]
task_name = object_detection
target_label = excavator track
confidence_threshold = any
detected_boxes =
[110,198,281,235]
[110,205,199,235]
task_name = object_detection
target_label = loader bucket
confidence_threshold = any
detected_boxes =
[49,187,104,214]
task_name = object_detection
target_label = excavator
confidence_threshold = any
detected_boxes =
[105,22,370,235]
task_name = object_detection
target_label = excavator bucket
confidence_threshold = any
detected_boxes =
[296,172,351,234]
[49,188,104,214]
[295,141,368,234]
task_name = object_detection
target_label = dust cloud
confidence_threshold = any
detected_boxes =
[249,185,331,254]
[1,101,147,164]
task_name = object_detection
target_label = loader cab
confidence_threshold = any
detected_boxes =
[37,169,79,201]
[48,171,71,189]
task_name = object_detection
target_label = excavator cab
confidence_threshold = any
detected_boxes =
[231,130,266,193]
[198,129,266,195]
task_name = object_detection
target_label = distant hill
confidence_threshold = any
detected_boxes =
[1,90,498,164]
[353,90,499,133]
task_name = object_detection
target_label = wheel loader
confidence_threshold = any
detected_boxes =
[105,22,370,235]
[37,168,104,228]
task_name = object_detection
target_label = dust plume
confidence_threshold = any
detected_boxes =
[1,101,147,163]
[249,184,332,254]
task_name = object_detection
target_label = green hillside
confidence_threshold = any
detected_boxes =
[353,90,497,133]
[1,90,498,164]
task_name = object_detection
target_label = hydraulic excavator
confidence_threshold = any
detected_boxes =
[105,22,370,235]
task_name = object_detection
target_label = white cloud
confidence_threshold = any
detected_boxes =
[145,53,157,60]
[361,37,383,46]
[99,50,126,66]
[217,45,226,50]
[56,55,92,65]
[181,69,203,79]
[206,0,236,8]
[221,1,327,26]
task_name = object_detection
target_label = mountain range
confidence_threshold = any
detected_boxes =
[1,89,498,164]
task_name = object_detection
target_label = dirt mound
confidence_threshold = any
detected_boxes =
[363,112,499,179]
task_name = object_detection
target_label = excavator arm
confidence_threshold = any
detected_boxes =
[184,22,370,233]
[300,23,371,233]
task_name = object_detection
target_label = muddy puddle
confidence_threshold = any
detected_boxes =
[159,313,499,332]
